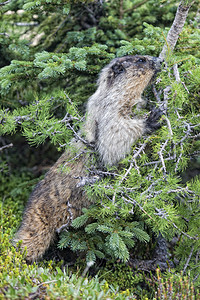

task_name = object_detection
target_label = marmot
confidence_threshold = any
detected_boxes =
[14,55,162,262]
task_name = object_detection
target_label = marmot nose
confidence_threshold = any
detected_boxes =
[152,57,163,71]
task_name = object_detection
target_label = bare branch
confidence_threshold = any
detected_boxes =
[164,115,173,137]
[173,63,190,93]
[183,245,195,275]
[121,137,151,182]
[173,64,181,82]
[122,195,156,223]
[112,137,151,203]
[75,175,100,188]
[56,200,74,234]
[68,150,86,163]
[0,143,13,151]
[152,85,161,103]
[159,1,193,60]
[66,123,94,148]
[0,0,11,5]
[0,32,9,37]
[158,139,169,174]
[14,22,38,26]
[64,92,82,119]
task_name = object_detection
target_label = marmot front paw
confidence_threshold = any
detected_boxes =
[145,107,163,133]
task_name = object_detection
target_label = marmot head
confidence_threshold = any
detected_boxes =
[97,55,162,96]
[84,55,162,146]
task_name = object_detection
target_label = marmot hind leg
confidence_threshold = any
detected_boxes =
[14,199,70,262]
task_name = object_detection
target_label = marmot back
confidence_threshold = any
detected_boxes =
[14,55,162,262]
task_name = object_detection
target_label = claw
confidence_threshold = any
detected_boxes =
[146,107,163,133]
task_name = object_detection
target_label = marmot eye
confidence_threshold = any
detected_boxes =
[112,64,125,76]
[137,58,146,63]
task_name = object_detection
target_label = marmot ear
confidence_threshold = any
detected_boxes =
[112,63,125,76]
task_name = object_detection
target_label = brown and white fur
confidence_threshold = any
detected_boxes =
[14,55,162,262]
[84,55,162,165]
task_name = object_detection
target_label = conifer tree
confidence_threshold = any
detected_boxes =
[0,0,200,288]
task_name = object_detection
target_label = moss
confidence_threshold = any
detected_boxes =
[0,170,134,299]
[100,262,143,293]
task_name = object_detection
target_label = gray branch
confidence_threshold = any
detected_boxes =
[14,22,38,26]
[183,245,194,275]
[159,1,194,60]
[0,143,13,151]
[0,0,10,5]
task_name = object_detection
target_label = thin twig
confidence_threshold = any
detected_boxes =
[173,63,190,93]
[0,143,13,151]
[56,201,74,234]
[0,32,9,37]
[0,0,10,5]
[158,139,169,174]
[122,195,157,223]
[173,64,181,82]
[152,85,161,103]
[63,150,87,167]
[112,137,150,203]
[14,22,38,26]
[164,115,173,137]
[66,123,94,148]
[64,92,82,119]
[183,245,195,275]
[37,280,58,288]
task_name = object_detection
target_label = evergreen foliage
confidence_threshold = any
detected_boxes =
[59,207,149,263]
[0,0,200,297]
